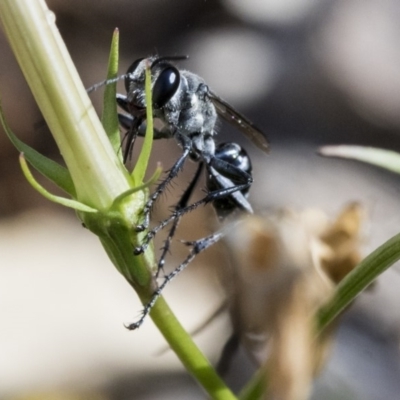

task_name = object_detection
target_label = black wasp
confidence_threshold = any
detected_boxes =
[116,55,269,328]
[117,56,269,233]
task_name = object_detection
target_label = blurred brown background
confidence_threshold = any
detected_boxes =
[2,1,400,399]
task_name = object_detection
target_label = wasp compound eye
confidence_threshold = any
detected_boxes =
[152,66,180,108]
[124,57,144,92]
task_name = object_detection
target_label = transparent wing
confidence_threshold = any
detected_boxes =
[209,91,269,153]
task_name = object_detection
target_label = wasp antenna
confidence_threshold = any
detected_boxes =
[86,74,127,94]
[151,55,189,68]
[169,55,189,61]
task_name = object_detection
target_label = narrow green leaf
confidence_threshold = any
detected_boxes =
[319,145,400,174]
[112,165,162,208]
[101,28,121,159]
[0,102,76,197]
[317,232,400,332]
[132,63,154,184]
[19,154,96,212]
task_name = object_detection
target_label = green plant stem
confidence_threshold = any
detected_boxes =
[0,1,132,209]
[0,1,237,398]
[150,301,237,399]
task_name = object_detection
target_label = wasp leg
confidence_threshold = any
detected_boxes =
[127,230,224,330]
[135,156,253,254]
[156,162,204,277]
[135,132,192,232]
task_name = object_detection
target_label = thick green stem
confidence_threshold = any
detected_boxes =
[0,1,237,398]
[0,0,131,209]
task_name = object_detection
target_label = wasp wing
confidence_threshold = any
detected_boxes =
[209,91,269,153]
